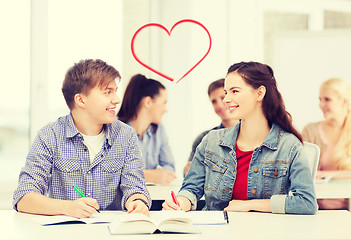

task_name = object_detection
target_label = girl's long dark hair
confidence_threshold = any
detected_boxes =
[227,61,303,143]
[117,74,165,123]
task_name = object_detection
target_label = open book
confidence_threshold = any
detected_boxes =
[32,212,115,226]
[108,211,200,235]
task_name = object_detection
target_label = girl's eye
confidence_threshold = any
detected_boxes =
[232,90,238,93]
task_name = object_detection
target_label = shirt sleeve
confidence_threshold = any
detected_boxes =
[157,125,175,172]
[12,130,53,210]
[120,132,151,209]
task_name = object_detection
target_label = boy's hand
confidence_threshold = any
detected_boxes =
[126,200,150,216]
[63,198,100,218]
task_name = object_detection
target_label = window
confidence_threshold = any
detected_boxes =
[0,1,30,183]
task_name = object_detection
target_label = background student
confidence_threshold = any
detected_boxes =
[163,61,317,214]
[13,59,151,218]
[118,74,176,185]
[184,78,239,176]
[302,78,351,210]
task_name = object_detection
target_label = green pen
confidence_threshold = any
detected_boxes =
[73,186,100,213]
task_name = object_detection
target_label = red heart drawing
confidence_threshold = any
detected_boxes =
[131,19,212,83]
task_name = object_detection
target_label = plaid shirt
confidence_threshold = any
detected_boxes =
[13,114,151,210]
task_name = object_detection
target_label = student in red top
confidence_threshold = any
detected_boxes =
[163,61,317,214]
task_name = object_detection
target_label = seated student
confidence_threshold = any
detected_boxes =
[117,74,176,185]
[184,78,239,176]
[163,61,317,214]
[302,78,351,210]
[13,59,150,218]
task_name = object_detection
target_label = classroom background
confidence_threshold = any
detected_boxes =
[1,0,351,209]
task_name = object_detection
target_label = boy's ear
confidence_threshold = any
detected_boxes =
[257,85,266,102]
[74,93,85,108]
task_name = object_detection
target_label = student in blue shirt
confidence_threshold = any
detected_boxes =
[13,59,151,218]
[118,74,176,185]
[184,78,239,176]
[163,61,317,214]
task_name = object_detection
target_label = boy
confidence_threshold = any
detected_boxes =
[13,59,150,218]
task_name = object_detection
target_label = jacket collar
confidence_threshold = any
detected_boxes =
[219,121,282,151]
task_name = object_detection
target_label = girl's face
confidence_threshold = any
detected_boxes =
[319,87,347,121]
[223,72,261,120]
[150,88,168,124]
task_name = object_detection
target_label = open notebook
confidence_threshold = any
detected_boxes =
[32,212,115,226]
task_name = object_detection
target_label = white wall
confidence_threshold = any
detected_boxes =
[123,0,268,177]
[272,30,351,131]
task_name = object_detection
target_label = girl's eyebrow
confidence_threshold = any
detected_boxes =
[225,86,241,92]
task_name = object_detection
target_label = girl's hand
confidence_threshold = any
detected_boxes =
[162,196,191,211]
[224,200,251,212]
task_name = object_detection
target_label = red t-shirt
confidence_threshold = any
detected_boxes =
[232,145,253,200]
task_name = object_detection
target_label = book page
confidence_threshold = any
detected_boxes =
[109,213,157,234]
[150,210,191,226]
[109,212,199,234]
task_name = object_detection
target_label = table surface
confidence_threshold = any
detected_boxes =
[1,210,351,240]
[147,179,351,200]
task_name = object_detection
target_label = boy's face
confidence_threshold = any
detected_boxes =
[82,79,121,125]
[209,87,231,121]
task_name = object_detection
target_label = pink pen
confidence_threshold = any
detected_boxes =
[171,191,180,207]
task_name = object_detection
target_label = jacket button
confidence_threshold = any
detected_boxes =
[254,167,258,172]
[251,189,256,194]
[274,168,278,176]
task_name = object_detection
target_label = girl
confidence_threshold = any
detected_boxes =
[118,74,176,185]
[302,78,351,210]
[163,61,317,214]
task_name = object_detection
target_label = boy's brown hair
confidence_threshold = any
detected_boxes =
[62,59,121,110]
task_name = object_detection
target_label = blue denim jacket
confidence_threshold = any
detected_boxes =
[179,123,317,214]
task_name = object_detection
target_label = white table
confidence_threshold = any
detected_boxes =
[1,210,351,240]
[315,180,351,210]
[147,180,351,210]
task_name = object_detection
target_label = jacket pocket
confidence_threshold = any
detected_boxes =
[262,167,288,197]
[203,153,227,191]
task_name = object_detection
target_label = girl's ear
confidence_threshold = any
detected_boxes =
[74,93,86,108]
[141,96,153,109]
[257,85,266,102]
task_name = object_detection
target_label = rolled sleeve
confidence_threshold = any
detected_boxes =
[178,190,197,211]
[270,194,287,214]
[158,125,175,172]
